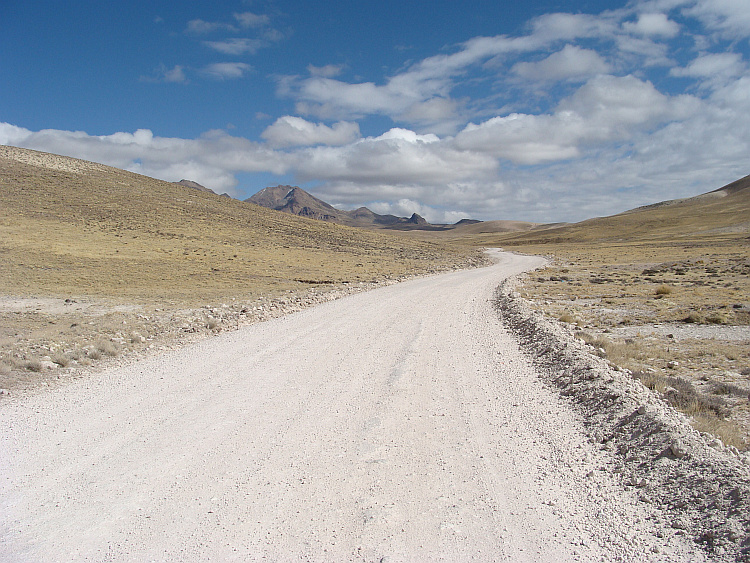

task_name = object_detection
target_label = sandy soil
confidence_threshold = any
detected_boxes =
[0,252,716,561]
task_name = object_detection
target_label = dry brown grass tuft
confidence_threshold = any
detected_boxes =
[656,284,674,295]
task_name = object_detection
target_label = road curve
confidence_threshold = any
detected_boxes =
[1,251,702,562]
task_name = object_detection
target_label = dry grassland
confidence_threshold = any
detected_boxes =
[0,146,484,392]
[496,239,749,450]
[451,175,750,450]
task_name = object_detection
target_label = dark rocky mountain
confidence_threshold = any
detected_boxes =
[245,185,474,230]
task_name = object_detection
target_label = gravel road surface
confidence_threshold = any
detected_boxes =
[1,251,705,562]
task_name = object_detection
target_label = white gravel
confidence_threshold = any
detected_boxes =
[0,251,712,561]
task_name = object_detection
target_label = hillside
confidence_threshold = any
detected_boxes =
[0,146,480,302]
[480,174,750,247]
[465,174,750,455]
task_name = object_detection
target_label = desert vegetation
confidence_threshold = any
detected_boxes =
[509,244,749,451]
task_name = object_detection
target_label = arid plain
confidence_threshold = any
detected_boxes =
[1,144,748,452]
[2,145,750,560]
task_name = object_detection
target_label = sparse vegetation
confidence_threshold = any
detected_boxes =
[655,284,673,295]
[0,145,485,393]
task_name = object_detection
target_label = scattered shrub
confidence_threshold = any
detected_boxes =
[705,310,731,325]
[684,312,704,324]
[96,341,118,357]
[558,311,579,325]
[692,414,748,451]
[25,359,43,372]
[51,353,70,367]
[655,284,674,295]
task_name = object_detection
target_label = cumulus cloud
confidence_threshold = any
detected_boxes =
[234,12,270,28]
[186,19,233,34]
[307,64,345,78]
[512,45,611,82]
[366,199,471,224]
[670,52,746,88]
[261,116,361,148]
[623,13,680,37]
[291,128,496,185]
[454,75,699,164]
[685,0,750,38]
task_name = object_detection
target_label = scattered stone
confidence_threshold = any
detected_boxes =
[670,440,687,459]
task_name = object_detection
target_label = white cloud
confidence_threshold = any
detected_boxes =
[307,64,345,78]
[291,128,496,185]
[233,12,270,28]
[670,52,746,87]
[261,116,361,148]
[512,45,611,82]
[685,0,750,39]
[204,38,265,55]
[0,124,288,195]
[140,64,188,84]
[366,199,470,224]
[454,75,699,164]
[200,62,252,80]
[186,19,234,34]
[623,13,680,37]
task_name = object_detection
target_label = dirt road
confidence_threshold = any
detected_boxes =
[1,251,703,561]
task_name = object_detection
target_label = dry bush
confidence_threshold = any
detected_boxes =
[51,353,71,367]
[684,311,705,324]
[706,310,731,325]
[558,311,579,325]
[25,359,43,372]
[692,414,748,451]
[86,348,102,360]
[710,381,750,398]
[655,284,674,295]
[635,370,668,394]
[96,341,118,357]
[633,371,728,418]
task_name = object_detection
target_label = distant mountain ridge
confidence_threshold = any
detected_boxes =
[175,179,231,198]
[246,185,466,230]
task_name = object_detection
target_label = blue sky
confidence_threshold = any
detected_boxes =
[2,0,749,222]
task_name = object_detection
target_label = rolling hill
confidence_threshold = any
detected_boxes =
[0,145,481,302]
[475,174,750,247]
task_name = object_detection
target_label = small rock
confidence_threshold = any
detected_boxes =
[637,405,647,415]
[667,361,679,369]
[670,440,687,458]
[708,438,724,450]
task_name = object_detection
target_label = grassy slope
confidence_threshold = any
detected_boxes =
[476,174,750,248]
[0,146,477,303]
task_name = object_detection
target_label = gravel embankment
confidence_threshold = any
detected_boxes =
[496,276,750,562]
